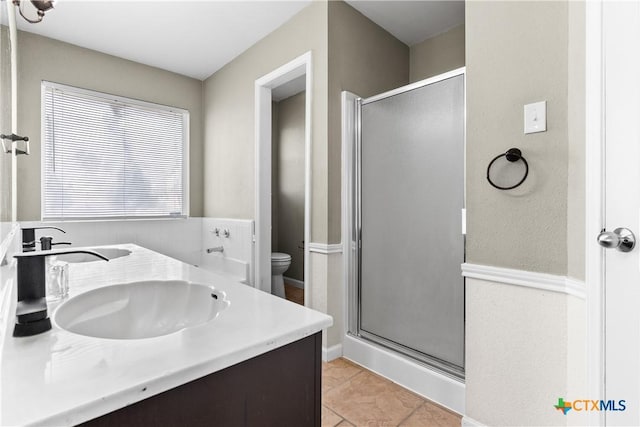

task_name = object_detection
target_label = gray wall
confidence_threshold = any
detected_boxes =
[16,30,204,220]
[202,2,328,242]
[327,0,409,244]
[274,92,306,282]
[466,1,569,275]
[410,24,465,83]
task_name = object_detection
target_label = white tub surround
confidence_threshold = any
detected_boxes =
[19,219,203,266]
[201,218,254,285]
[0,244,332,426]
[19,218,255,284]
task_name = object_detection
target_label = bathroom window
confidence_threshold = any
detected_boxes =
[41,81,189,220]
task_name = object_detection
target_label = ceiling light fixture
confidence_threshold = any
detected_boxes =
[12,0,56,24]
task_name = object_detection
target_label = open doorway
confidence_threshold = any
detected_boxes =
[254,52,311,307]
[272,82,306,304]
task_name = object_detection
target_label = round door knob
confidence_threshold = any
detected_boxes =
[597,228,636,252]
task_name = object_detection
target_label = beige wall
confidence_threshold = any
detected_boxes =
[465,2,587,425]
[203,2,328,242]
[327,0,409,244]
[410,24,465,83]
[466,1,569,275]
[16,31,204,220]
[567,1,586,281]
[274,92,306,281]
[201,1,333,341]
[1,27,12,222]
[566,5,587,422]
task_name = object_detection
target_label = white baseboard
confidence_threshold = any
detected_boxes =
[322,343,343,362]
[283,276,304,289]
[343,334,465,415]
[461,416,485,427]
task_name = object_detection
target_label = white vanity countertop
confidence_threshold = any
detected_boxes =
[0,244,332,426]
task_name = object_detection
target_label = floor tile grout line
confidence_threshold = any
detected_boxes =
[324,369,423,427]
[327,406,355,427]
[337,365,363,386]
[395,401,426,426]
[322,369,364,397]
[323,359,461,427]
[322,366,365,394]
[322,405,345,427]
[321,367,362,427]
[323,404,347,425]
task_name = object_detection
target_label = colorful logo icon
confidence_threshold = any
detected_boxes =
[555,398,572,415]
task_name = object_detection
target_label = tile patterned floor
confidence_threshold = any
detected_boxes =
[322,358,461,427]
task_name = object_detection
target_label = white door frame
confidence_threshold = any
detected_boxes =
[585,1,605,426]
[254,51,312,303]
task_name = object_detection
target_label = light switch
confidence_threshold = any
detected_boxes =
[524,101,547,134]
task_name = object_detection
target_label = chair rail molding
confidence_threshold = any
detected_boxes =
[308,242,343,254]
[462,263,586,299]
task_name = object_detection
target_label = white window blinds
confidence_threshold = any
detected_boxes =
[42,82,189,220]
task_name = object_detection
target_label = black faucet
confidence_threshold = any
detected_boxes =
[39,236,72,251]
[22,227,66,252]
[12,249,108,337]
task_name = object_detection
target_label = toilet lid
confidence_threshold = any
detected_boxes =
[271,252,291,261]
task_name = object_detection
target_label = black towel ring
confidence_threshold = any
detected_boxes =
[486,148,529,190]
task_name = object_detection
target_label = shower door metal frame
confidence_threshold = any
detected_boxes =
[350,68,466,380]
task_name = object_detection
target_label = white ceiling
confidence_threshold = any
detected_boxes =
[345,1,464,46]
[12,0,464,81]
[14,0,311,80]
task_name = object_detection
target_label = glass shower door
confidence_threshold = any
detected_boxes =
[357,72,465,377]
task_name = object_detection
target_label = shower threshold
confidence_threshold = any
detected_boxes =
[356,330,465,381]
[342,333,465,415]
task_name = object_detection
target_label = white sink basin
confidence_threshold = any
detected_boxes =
[55,247,131,263]
[54,280,229,339]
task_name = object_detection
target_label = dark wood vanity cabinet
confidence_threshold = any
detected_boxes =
[82,333,322,427]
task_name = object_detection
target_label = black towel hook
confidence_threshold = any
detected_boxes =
[486,148,529,190]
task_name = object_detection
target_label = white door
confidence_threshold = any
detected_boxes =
[601,2,640,425]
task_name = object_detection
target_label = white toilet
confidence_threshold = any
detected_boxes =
[271,252,291,298]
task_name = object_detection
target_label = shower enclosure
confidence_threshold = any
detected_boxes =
[347,69,465,379]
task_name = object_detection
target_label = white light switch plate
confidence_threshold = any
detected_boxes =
[524,101,547,134]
